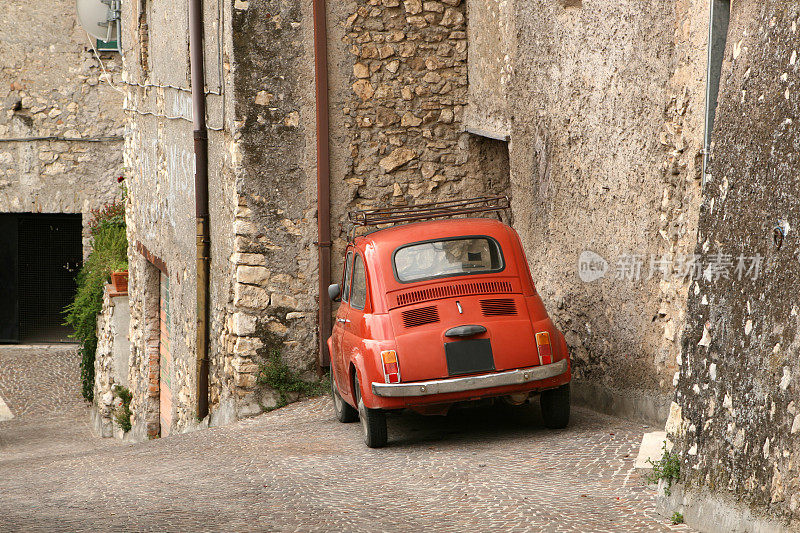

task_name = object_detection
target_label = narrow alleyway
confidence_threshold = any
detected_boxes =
[0,346,691,532]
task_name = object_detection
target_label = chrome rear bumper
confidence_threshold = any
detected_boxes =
[372,359,569,398]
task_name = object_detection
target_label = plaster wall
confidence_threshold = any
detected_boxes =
[673,1,800,527]
[122,0,239,436]
[465,0,711,419]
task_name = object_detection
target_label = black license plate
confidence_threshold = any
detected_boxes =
[445,339,495,376]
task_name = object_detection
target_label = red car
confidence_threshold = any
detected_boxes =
[327,198,571,447]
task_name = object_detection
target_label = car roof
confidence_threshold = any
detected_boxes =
[353,217,510,253]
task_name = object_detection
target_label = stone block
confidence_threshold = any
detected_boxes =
[404,0,422,14]
[232,313,257,336]
[353,79,375,100]
[232,357,259,374]
[353,63,370,78]
[234,336,264,356]
[439,7,464,27]
[271,293,299,309]
[235,284,270,309]
[232,252,267,266]
[380,148,416,172]
[237,265,271,285]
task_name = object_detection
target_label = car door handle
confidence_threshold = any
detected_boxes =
[337,318,350,324]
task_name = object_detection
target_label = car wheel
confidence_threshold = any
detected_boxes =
[354,374,387,448]
[331,370,358,423]
[540,383,570,429]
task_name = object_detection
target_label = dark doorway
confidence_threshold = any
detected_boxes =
[0,213,83,343]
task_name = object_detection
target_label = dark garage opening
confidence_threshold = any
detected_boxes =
[0,213,83,344]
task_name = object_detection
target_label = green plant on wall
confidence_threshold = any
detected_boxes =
[113,384,133,432]
[257,337,329,411]
[64,184,128,402]
[646,441,681,496]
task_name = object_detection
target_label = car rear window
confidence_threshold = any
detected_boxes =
[393,237,504,283]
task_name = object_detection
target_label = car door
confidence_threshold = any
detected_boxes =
[332,249,354,391]
[340,252,369,393]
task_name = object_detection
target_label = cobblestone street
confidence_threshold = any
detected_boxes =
[0,346,691,532]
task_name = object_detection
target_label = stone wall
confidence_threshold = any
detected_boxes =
[671,1,800,528]
[328,0,511,311]
[123,0,240,437]
[0,0,124,248]
[92,284,131,439]
[465,0,711,421]
[226,0,512,418]
[226,0,319,417]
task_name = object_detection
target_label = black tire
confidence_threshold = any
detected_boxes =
[331,371,358,423]
[354,374,387,448]
[540,383,570,429]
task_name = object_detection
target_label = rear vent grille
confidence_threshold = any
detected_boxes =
[396,280,513,307]
[402,306,440,328]
[480,298,517,317]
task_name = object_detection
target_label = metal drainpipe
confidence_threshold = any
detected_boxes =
[189,0,210,418]
[313,0,332,370]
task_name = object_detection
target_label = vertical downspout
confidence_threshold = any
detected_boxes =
[189,0,210,418]
[313,0,332,369]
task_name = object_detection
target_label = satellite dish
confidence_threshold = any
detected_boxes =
[76,0,120,42]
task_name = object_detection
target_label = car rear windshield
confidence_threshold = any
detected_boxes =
[393,237,504,283]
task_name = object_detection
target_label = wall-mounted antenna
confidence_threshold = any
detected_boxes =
[76,0,121,52]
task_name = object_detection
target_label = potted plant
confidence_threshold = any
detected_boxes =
[110,270,128,293]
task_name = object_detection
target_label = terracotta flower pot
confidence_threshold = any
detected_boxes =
[111,270,129,293]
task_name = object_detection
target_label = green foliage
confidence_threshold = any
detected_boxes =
[64,196,128,402]
[671,512,684,525]
[113,385,133,433]
[646,441,681,496]
[257,346,329,411]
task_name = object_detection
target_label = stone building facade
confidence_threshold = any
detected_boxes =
[121,0,510,437]
[668,1,800,530]
[120,0,740,439]
[0,1,124,223]
[0,0,124,343]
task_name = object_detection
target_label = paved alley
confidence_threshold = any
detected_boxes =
[0,345,690,532]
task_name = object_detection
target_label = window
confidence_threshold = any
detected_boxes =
[393,237,504,283]
[350,255,368,310]
[342,251,353,302]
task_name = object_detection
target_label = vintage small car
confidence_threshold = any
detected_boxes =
[327,199,571,447]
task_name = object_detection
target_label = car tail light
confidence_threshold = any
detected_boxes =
[381,350,401,384]
[536,331,552,365]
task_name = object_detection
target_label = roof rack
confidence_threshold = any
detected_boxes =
[348,196,510,227]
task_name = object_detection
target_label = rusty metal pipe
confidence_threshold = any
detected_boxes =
[189,0,210,418]
[313,0,332,369]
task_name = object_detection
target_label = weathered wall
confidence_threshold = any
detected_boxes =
[464,0,512,136]
[226,0,319,418]
[227,0,513,417]
[92,285,131,439]
[673,1,800,527]
[123,0,239,436]
[472,0,711,421]
[329,0,511,292]
[0,0,124,248]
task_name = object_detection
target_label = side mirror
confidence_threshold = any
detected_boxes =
[328,283,341,302]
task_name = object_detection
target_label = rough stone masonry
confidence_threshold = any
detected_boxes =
[0,0,124,248]
[121,0,720,439]
[671,1,800,529]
